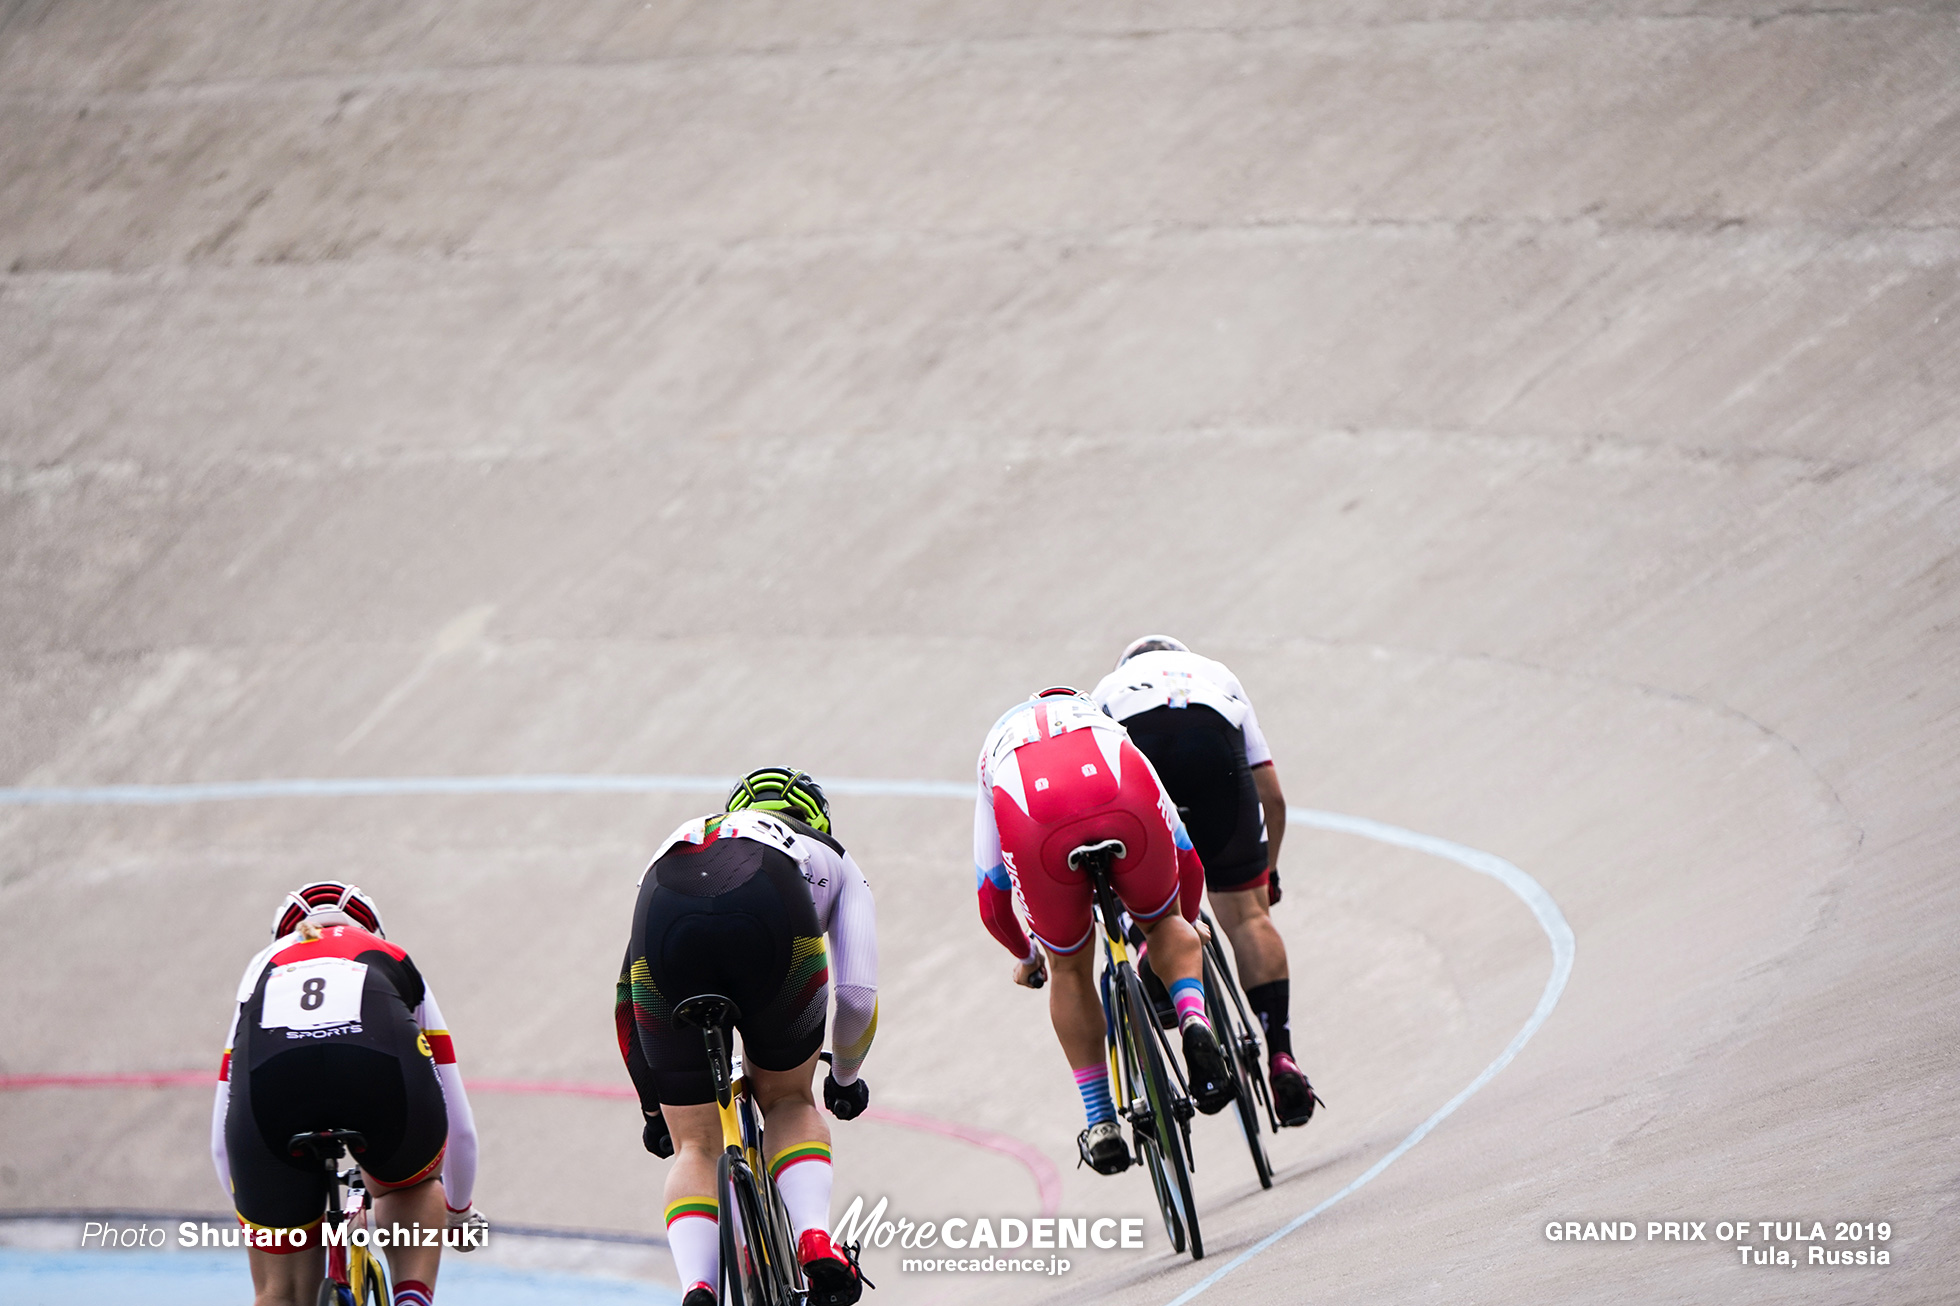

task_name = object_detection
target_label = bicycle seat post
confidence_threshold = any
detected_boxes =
[673,994,742,1111]
[287,1129,365,1227]
[1068,840,1128,945]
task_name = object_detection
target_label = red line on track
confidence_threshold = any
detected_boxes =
[0,1072,1064,1217]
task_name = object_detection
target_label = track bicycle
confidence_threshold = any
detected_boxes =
[1074,839,1206,1261]
[286,1129,391,1306]
[1197,909,1276,1188]
[671,994,807,1306]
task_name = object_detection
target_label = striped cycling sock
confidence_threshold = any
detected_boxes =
[769,1141,834,1237]
[1169,977,1211,1031]
[1074,1064,1116,1125]
[393,1281,433,1306]
[665,1196,719,1291]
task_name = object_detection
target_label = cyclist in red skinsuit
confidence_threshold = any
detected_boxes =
[972,688,1236,1174]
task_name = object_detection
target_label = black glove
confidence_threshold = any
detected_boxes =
[1267,868,1283,906]
[643,1111,674,1158]
[824,1072,870,1121]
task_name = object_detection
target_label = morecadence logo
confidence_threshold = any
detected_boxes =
[836,1195,1143,1277]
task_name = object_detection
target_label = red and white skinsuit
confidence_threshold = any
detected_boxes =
[972,693,1205,960]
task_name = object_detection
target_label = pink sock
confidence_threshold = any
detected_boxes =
[1169,977,1211,1030]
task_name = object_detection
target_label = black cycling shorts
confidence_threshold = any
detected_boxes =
[1122,703,1269,892]
[226,1006,447,1235]
[626,836,829,1106]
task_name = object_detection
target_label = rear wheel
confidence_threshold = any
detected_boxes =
[1117,960,1203,1260]
[720,1148,795,1306]
[1202,946,1273,1188]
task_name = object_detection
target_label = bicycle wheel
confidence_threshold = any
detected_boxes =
[1202,945,1273,1188]
[1116,959,1204,1260]
[743,1099,805,1300]
[1204,922,1280,1133]
[720,1150,796,1306]
[315,1281,347,1306]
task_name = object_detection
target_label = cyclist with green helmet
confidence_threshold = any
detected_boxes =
[616,768,879,1306]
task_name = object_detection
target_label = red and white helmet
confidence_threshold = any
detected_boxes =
[271,880,385,939]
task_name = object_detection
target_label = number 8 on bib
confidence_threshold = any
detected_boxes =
[261,957,368,1030]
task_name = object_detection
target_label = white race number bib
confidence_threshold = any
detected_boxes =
[260,957,368,1030]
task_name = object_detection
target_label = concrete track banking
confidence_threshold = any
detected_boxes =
[3,2,1956,1304]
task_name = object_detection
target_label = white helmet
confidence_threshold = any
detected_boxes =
[1116,634,1189,668]
[271,880,385,939]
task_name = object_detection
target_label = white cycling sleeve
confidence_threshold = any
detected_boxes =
[211,1005,239,1201]
[972,783,1004,882]
[1241,698,1273,768]
[415,984,479,1212]
[828,852,879,1085]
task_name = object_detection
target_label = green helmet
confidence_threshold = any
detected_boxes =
[725,767,832,834]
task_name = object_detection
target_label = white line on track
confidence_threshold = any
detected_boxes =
[0,773,1574,1302]
[1164,808,1575,1304]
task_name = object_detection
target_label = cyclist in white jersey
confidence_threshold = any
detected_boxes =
[1092,637,1321,1126]
[619,768,878,1306]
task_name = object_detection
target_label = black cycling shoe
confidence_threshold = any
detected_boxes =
[1269,1053,1324,1127]
[682,1284,716,1306]
[1182,1022,1237,1115]
[1077,1120,1132,1175]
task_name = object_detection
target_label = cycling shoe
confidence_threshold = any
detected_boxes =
[1270,1053,1324,1127]
[1182,1023,1237,1115]
[1077,1120,1132,1175]
[800,1228,867,1306]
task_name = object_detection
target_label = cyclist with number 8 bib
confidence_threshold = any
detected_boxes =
[211,881,482,1306]
[973,688,1236,1177]
[618,768,878,1306]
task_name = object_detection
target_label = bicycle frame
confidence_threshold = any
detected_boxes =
[288,1129,391,1306]
[677,994,804,1306]
[1075,840,1205,1260]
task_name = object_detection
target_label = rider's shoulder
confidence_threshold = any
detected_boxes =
[771,810,846,857]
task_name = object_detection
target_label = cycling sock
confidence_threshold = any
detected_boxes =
[1074,1064,1116,1125]
[393,1282,433,1306]
[1169,976,1211,1031]
[665,1197,719,1291]
[769,1141,834,1237]
[1244,979,1292,1058]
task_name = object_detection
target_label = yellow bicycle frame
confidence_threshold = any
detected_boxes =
[1103,929,1137,1115]
[348,1239,384,1303]
[718,1067,768,1177]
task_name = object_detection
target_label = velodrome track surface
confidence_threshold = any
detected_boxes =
[2,3,1957,1304]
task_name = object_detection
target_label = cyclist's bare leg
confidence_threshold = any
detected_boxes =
[369,1171,447,1290]
[247,1244,322,1306]
[660,1100,724,1291]
[660,1100,723,1207]
[1045,942,1106,1070]
[747,1051,826,1153]
[1136,911,1204,989]
[749,1052,836,1238]
[1208,885,1288,988]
